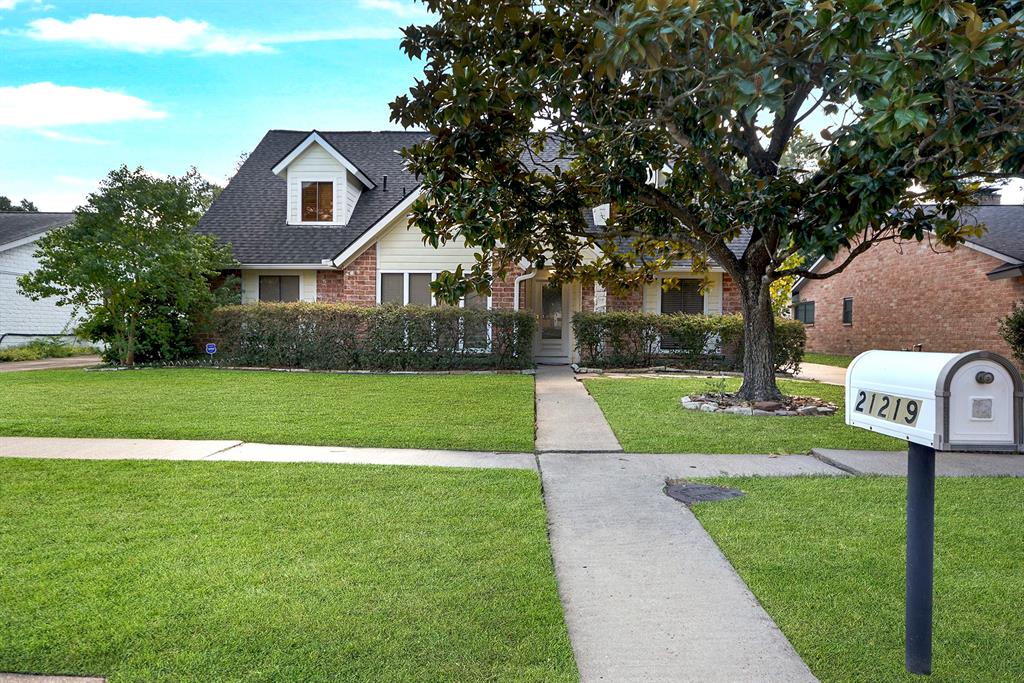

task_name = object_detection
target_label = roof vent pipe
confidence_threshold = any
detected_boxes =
[382,175,388,192]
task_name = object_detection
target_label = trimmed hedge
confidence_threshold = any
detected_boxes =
[202,303,537,371]
[572,311,805,372]
[999,303,1024,368]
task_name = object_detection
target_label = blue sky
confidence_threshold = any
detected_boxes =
[0,0,430,210]
[2,1,1020,211]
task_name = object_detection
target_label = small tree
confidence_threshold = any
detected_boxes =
[999,304,1024,368]
[18,167,237,366]
[0,196,38,212]
[391,0,1024,400]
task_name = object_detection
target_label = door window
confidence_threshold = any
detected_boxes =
[541,283,563,340]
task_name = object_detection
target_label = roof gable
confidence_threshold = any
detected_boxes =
[271,132,376,189]
[0,212,74,251]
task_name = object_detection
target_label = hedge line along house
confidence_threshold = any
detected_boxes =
[792,194,1024,360]
[197,130,745,364]
[0,211,77,347]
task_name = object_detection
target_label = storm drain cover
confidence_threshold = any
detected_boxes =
[664,482,744,505]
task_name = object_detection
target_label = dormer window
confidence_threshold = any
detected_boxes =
[301,181,333,222]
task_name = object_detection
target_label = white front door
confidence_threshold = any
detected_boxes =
[534,280,572,363]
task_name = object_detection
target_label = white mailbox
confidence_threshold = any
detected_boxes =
[846,350,1024,452]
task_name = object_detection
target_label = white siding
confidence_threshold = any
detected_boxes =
[286,144,348,225]
[643,272,723,315]
[344,176,362,224]
[0,240,79,345]
[377,214,481,272]
[240,270,318,304]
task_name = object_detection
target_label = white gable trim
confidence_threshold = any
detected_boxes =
[0,231,47,254]
[332,188,422,268]
[272,132,376,189]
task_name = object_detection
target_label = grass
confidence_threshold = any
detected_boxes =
[692,476,1024,683]
[583,376,902,453]
[0,368,534,451]
[0,458,576,682]
[0,340,95,363]
[804,352,855,368]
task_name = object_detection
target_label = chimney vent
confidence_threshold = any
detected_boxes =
[976,187,1001,205]
[382,175,388,192]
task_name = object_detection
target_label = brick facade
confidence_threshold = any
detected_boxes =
[721,273,741,314]
[317,247,377,305]
[491,263,525,310]
[605,288,644,311]
[796,239,1024,357]
[581,282,595,313]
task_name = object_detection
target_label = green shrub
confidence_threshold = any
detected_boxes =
[202,303,537,371]
[572,311,805,372]
[0,339,95,363]
[999,303,1024,367]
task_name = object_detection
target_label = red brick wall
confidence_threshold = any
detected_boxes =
[796,239,1024,357]
[491,263,524,310]
[606,288,643,311]
[722,273,741,314]
[317,248,377,305]
[581,282,595,313]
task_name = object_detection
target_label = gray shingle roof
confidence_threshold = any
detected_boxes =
[197,130,430,264]
[959,205,1024,262]
[0,212,74,248]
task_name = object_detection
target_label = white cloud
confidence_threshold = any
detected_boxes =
[358,0,431,19]
[26,13,272,54]
[260,26,403,44]
[35,128,108,144]
[0,82,167,128]
[0,0,40,10]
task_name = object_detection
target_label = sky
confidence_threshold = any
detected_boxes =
[1,0,1020,211]
[0,0,431,210]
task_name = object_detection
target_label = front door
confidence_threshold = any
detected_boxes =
[534,280,572,363]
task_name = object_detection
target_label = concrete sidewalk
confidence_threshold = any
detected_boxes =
[540,452,823,682]
[793,361,847,385]
[0,437,536,470]
[0,355,102,372]
[535,365,622,452]
[813,448,1024,476]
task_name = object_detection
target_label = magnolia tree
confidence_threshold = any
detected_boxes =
[391,0,1024,400]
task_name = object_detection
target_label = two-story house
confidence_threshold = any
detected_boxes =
[197,130,744,363]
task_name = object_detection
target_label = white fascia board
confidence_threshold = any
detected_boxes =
[271,132,376,189]
[960,238,1021,265]
[237,263,336,270]
[0,231,47,254]
[332,188,422,268]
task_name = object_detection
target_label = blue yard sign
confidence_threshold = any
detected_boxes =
[206,343,217,356]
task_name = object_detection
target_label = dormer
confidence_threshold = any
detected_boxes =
[272,131,376,226]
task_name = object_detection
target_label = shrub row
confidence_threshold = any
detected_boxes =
[201,303,537,371]
[572,311,805,372]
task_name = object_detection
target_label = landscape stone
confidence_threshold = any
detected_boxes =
[774,410,799,417]
[752,409,775,416]
[816,406,836,415]
[681,401,702,410]
[724,406,754,416]
[796,406,819,416]
[752,401,783,411]
[699,402,720,412]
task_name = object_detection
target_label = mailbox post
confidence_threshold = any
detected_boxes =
[845,350,1023,675]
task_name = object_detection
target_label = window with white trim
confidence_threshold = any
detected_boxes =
[300,181,333,222]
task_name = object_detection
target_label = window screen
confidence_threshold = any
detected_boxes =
[380,273,404,304]
[794,301,815,325]
[843,297,853,325]
[661,279,704,315]
[301,181,333,222]
[259,275,300,303]
[408,273,433,306]
[463,290,488,348]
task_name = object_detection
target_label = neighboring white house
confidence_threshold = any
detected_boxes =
[0,212,77,347]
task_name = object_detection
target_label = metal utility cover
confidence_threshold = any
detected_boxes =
[664,482,744,505]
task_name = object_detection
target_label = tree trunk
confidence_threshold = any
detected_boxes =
[735,274,783,402]
[125,314,136,367]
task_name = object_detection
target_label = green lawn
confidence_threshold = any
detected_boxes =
[804,352,855,368]
[583,377,902,453]
[0,368,534,451]
[692,476,1024,683]
[0,458,576,682]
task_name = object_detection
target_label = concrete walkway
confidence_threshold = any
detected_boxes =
[0,355,101,372]
[813,448,1024,476]
[535,365,622,452]
[540,452,827,682]
[793,362,846,385]
[0,437,536,470]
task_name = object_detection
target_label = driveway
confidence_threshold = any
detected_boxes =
[0,355,101,373]
[794,361,846,385]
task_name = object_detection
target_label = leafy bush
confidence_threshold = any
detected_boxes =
[0,339,95,363]
[999,303,1024,367]
[573,311,805,372]
[202,303,537,371]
